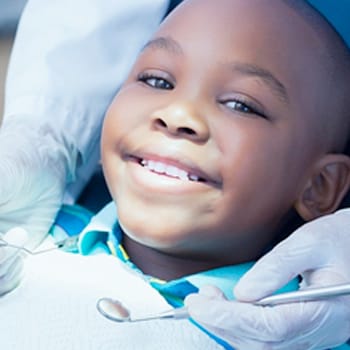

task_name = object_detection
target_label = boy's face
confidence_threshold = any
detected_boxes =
[101,0,331,263]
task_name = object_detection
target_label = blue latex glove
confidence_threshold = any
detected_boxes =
[185,209,350,349]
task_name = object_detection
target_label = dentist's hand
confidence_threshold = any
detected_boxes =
[0,227,28,295]
[0,119,76,249]
[185,209,350,349]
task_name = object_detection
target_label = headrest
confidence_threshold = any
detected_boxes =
[307,0,350,48]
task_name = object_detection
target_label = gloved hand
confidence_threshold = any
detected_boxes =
[0,227,28,295]
[185,209,350,350]
[0,119,77,249]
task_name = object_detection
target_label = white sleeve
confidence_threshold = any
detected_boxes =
[4,0,170,201]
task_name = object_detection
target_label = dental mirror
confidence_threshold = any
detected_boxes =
[96,297,189,323]
[97,283,350,323]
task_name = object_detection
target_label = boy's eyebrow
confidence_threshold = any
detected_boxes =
[142,36,183,55]
[142,37,289,104]
[229,62,289,104]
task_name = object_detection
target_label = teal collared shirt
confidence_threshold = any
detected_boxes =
[51,202,350,350]
[76,202,298,303]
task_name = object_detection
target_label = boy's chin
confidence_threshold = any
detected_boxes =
[118,219,184,249]
[118,221,221,259]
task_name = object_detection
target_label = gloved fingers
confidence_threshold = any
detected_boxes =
[234,222,332,301]
[196,285,227,299]
[0,121,66,205]
[187,291,350,349]
[0,203,60,250]
[186,292,327,343]
[3,227,28,246]
[0,123,67,248]
[185,286,228,325]
[186,295,278,341]
[0,227,28,264]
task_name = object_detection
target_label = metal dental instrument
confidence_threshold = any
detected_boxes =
[0,235,80,255]
[96,297,189,323]
[97,283,350,323]
[255,283,350,306]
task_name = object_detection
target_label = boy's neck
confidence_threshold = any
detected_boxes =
[122,235,225,281]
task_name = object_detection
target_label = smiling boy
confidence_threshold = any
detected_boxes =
[3,0,350,349]
[99,0,350,281]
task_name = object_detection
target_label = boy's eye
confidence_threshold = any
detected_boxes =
[138,73,174,90]
[223,99,266,119]
[226,100,252,113]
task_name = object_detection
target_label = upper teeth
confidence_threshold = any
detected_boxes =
[141,159,199,181]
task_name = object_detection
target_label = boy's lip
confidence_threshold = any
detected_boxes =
[123,150,222,188]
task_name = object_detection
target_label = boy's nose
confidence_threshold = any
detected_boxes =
[151,103,209,143]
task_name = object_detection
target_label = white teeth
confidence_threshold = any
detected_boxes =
[140,159,199,182]
[154,161,165,173]
[166,165,180,177]
[178,169,188,181]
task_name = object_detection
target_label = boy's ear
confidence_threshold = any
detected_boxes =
[295,154,350,221]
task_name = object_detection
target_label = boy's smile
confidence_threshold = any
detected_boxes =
[121,142,222,194]
[100,0,350,278]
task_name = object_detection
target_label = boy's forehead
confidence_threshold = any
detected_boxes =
[158,0,321,52]
[163,0,304,26]
[155,0,324,78]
